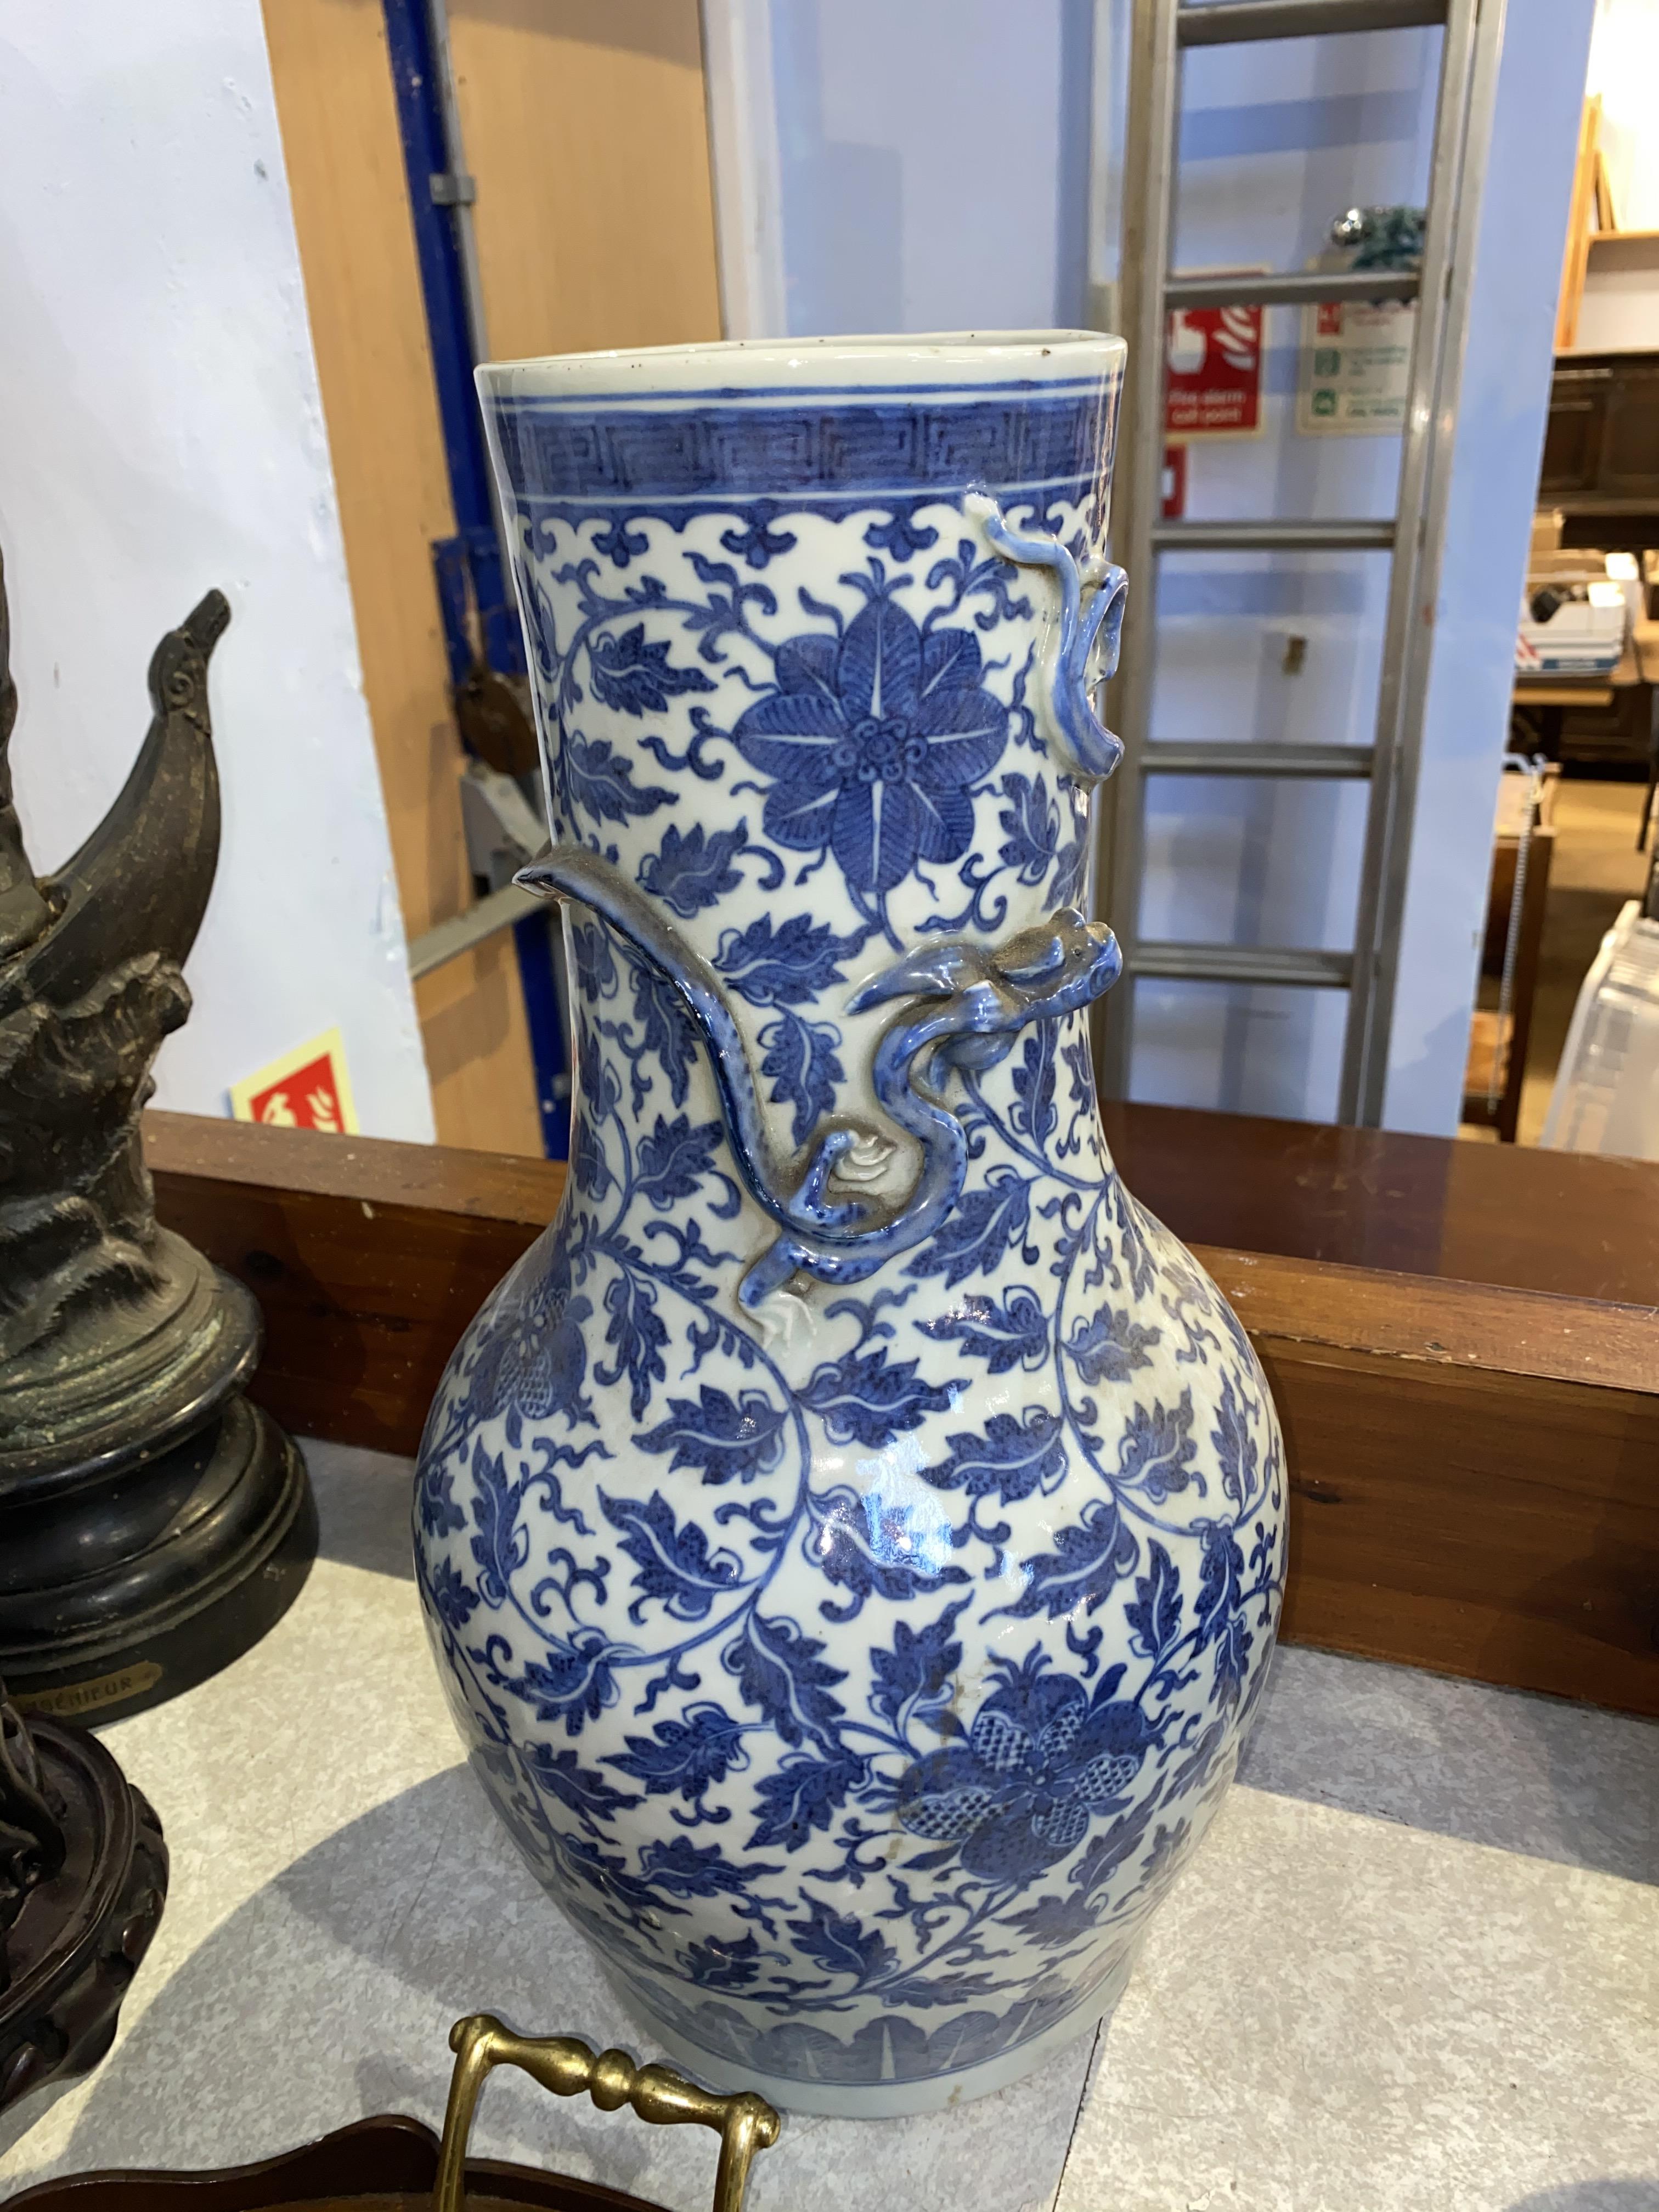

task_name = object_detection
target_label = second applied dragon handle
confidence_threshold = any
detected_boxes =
[521,847,1121,1308]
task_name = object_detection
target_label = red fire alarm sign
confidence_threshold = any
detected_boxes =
[1164,297,1265,439]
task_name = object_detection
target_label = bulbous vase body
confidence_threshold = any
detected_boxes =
[414,334,1286,2119]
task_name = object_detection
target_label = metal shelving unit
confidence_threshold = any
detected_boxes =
[1096,0,1508,1124]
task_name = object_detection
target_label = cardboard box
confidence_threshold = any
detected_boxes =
[1528,548,1606,580]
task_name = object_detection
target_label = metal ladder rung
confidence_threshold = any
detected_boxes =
[1177,1,1448,46]
[1101,0,1503,1121]
[1153,518,1397,551]
[1143,742,1376,778]
[1133,943,1356,988]
[1165,269,1419,310]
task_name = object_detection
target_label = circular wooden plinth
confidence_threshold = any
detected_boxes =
[0,1717,169,2116]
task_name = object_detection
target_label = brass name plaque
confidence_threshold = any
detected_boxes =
[16,1661,163,1718]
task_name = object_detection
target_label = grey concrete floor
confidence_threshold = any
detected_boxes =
[3,1443,1654,2211]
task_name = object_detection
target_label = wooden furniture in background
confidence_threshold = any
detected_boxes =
[1462,769,1557,1142]
[1594,127,1618,235]
[1513,620,1659,771]
[1511,666,1617,759]
[1541,353,1659,521]
[263,0,723,1154]
[1555,95,1602,353]
[1554,87,1659,358]
[144,1109,1659,1720]
[1637,615,1659,849]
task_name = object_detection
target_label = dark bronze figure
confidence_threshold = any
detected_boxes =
[0,549,317,1725]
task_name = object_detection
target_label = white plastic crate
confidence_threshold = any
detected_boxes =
[1540,900,1659,1161]
[1515,579,1627,678]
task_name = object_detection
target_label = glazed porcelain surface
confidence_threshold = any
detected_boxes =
[414,334,1287,2118]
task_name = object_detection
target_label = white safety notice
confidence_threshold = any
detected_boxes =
[1297,291,1415,436]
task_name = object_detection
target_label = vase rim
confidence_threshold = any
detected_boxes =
[476,329,1125,404]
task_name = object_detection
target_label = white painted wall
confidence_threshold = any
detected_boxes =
[1587,0,1659,229]
[749,0,1589,1133]
[769,0,1093,336]
[0,0,436,1141]
[1575,244,1659,353]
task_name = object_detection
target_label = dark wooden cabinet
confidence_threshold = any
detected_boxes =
[1542,362,1609,493]
[1542,351,1659,507]
[1603,356,1659,493]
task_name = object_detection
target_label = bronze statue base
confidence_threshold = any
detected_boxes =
[0,1234,261,1492]
[0,1713,168,2118]
[0,1400,317,1727]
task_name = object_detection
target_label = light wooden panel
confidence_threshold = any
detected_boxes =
[262,0,543,1155]
[414,928,545,1150]
[449,0,724,360]
[1556,94,1602,352]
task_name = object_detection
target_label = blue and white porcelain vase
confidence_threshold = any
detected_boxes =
[414,334,1286,2119]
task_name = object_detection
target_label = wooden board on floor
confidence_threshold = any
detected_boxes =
[146,1110,1659,1718]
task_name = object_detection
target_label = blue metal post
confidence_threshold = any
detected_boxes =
[381,0,522,676]
[513,912,573,1159]
[430,535,473,692]
[382,0,572,1160]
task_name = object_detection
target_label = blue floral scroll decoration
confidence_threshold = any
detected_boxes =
[517,491,1129,1307]
[518,848,1121,1308]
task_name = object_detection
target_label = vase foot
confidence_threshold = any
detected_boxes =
[601,1959,1129,2120]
